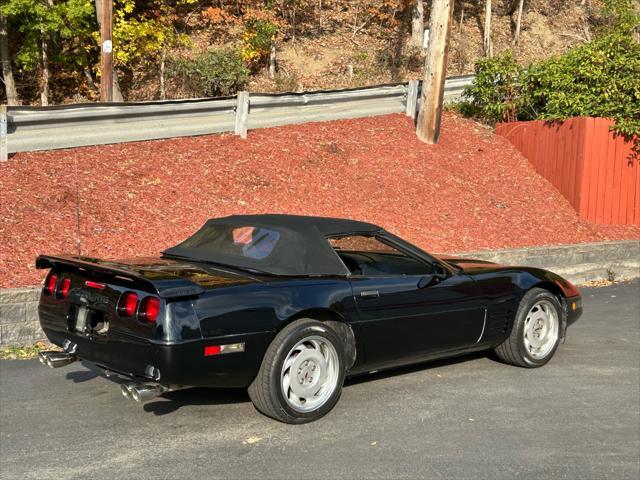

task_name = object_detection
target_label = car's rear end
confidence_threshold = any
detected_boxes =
[36,255,271,401]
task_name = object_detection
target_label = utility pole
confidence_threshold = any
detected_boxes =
[416,0,454,144]
[99,0,113,102]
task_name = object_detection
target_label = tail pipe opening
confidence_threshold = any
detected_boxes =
[38,351,77,369]
[121,382,170,403]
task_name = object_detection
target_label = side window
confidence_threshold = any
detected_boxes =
[328,235,433,276]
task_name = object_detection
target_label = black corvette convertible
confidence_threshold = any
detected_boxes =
[37,214,582,423]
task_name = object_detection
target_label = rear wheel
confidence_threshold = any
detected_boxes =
[494,288,562,367]
[248,318,346,424]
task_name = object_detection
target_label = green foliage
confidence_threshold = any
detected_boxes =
[462,25,640,142]
[167,48,249,97]
[1,0,95,72]
[99,0,190,69]
[600,0,639,33]
[242,18,278,68]
[527,32,640,139]
[461,50,526,123]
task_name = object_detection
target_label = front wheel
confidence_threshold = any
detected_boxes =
[248,319,346,424]
[494,288,562,368]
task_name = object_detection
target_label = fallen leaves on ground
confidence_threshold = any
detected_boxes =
[0,341,59,360]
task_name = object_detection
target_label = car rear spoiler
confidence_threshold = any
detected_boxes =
[36,255,204,299]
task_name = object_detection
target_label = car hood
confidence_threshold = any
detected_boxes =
[437,255,505,273]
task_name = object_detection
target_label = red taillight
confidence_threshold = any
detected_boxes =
[46,274,58,295]
[85,280,106,290]
[204,345,221,356]
[60,278,71,298]
[139,296,160,323]
[118,292,138,317]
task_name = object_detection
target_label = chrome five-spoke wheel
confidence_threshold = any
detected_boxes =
[248,318,346,423]
[523,300,559,360]
[494,288,563,368]
[281,335,340,413]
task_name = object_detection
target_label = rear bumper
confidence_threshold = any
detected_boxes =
[41,326,272,388]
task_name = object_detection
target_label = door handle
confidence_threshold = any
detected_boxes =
[360,290,380,299]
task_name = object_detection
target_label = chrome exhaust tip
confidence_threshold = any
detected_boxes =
[120,383,134,399]
[122,382,168,403]
[38,351,77,369]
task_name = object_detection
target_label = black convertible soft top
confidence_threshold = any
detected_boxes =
[163,214,383,276]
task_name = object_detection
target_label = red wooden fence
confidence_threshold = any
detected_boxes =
[496,117,639,226]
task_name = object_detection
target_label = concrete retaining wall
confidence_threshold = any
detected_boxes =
[0,240,638,347]
[452,240,640,285]
[0,287,41,345]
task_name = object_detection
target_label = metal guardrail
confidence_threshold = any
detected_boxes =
[0,75,474,160]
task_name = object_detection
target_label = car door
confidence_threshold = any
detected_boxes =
[329,235,485,370]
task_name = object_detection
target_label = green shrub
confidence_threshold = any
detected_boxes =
[242,19,278,69]
[526,32,639,139]
[460,50,527,123]
[167,48,249,97]
[462,2,640,142]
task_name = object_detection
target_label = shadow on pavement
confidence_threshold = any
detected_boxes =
[65,360,112,383]
[139,351,499,415]
[58,349,502,414]
[344,351,495,386]
[143,387,251,416]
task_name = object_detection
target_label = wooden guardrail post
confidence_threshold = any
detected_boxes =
[405,80,419,119]
[0,105,7,162]
[234,91,249,139]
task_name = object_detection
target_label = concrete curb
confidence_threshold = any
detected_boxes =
[449,240,640,285]
[0,240,638,347]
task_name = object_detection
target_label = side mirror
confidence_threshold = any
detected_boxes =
[417,275,435,288]
[434,263,448,280]
[418,263,449,288]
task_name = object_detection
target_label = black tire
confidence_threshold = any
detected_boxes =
[248,318,346,424]
[494,288,562,368]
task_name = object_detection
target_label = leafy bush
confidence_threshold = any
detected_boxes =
[167,48,249,97]
[460,50,526,123]
[242,18,278,69]
[462,3,640,142]
[526,32,639,139]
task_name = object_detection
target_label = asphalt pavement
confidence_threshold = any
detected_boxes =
[1,280,639,479]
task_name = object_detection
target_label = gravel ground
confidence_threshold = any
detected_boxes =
[2,113,638,288]
[1,280,638,479]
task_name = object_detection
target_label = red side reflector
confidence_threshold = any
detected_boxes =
[85,280,106,290]
[204,345,221,357]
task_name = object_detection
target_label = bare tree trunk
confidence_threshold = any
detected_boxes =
[513,0,524,45]
[159,45,166,100]
[411,0,424,48]
[483,0,493,57]
[268,41,277,79]
[40,32,50,106]
[416,0,454,144]
[37,0,57,106]
[0,12,19,105]
[291,5,296,43]
[81,43,97,92]
[94,0,123,101]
